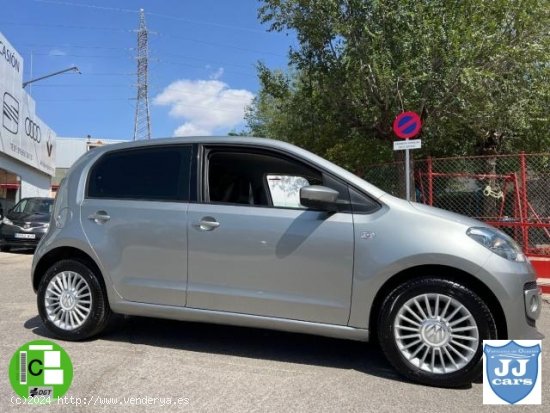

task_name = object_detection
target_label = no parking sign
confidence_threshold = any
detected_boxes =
[393,111,422,139]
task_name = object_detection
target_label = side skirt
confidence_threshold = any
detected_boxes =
[111,300,370,342]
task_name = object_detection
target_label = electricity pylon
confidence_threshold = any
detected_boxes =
[133,8,151,140]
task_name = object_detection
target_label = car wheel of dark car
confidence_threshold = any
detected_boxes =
[37,259,111,340]
[377,277,497,388]
[0,245,10,252]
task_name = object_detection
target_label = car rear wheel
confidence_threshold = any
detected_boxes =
[0,245,10,252]
[37,259,111,340]
[377,277,497,387]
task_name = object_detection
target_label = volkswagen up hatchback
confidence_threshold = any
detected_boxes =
[31,137,542,387]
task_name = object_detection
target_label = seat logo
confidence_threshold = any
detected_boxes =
[2,92,19,134]
[25,117,41,143]
[483,340,541,404]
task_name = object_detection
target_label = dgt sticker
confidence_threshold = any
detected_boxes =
[483,340,541,404]
[8,340,73,402]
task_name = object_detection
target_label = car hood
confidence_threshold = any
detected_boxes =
[7,211,51,224]
[380,194,487,228]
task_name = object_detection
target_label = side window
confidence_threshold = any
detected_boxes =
[266,175,310,209]
[205,148,349,210]
[87,146,192,201]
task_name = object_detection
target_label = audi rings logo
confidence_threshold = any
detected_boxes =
[25,117,41,143]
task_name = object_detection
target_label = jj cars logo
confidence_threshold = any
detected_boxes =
[483,340,541,404]
[25,117,41,142]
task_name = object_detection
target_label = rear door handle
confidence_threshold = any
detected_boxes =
[197,217,220,231]
[88,210,111,224]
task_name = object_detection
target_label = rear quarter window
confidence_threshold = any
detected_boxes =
[87,146,192,201]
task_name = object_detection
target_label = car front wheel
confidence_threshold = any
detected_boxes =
[37,259,111,340]
[378,277,497,387]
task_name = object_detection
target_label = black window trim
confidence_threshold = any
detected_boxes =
[85,143,194,203]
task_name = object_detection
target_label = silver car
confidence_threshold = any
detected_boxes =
[32,137,542,387]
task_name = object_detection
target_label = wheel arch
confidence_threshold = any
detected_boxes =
[33,246,107,295]
[368,264,507,340]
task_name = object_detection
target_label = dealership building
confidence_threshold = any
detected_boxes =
[0,31,56,211]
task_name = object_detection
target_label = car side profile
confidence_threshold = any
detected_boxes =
[31,137,542,387]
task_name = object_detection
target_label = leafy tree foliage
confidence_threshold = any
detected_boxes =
[246,0,549,172]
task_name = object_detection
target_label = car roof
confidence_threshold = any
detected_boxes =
[88,136,293,152]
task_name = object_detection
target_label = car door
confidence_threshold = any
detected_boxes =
[187,146,354,325]
[80,145,192,307]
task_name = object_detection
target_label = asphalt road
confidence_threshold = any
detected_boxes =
[0,251,548,412]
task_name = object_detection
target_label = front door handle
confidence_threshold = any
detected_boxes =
[197,217,220,231]
[88,210,111,224]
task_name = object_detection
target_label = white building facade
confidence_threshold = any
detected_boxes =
[0,31,56,210]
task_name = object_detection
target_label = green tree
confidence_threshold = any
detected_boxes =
[247,0,549,172]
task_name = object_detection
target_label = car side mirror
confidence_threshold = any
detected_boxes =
[300,185,339,211]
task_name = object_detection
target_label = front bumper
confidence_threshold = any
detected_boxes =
[483,255,544,340]
[0,223,48,248]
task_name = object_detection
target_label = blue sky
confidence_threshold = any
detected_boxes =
[1,0,295,139]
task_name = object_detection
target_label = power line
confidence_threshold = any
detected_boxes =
[33,0,274,35]
[146,12,268,35]
[31,52,133,59]
[158,33,286,58]
[33,0,138,14]
[31,84,133,88]
[35,98,253,114]
[73,72,136,76]
[0,21,132,32]
[19,43,133,51]
[2,21,286,57]
[35,98,133,102]
[20,44,258,74]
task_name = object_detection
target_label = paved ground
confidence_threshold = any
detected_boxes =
[0,251,548,412]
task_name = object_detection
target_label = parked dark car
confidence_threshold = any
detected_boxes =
[0,197,53,251]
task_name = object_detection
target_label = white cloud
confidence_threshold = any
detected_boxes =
[153,77,254,136]
[174,123,210,136]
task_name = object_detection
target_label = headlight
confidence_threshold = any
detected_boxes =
[2,217,13,225]
[466,227,525,262]
[42,223,50,229]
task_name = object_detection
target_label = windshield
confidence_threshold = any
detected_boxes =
[12,198,54,215]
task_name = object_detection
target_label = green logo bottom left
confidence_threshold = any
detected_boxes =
[9,340,73,402]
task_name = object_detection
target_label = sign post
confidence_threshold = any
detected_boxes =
[392,111,422,201]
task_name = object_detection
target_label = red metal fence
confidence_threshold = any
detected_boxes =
[364,153,550,257]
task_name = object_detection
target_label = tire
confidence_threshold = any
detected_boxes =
[37,259,111,340]
[0,245,10,252]
[377,277,497,388]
